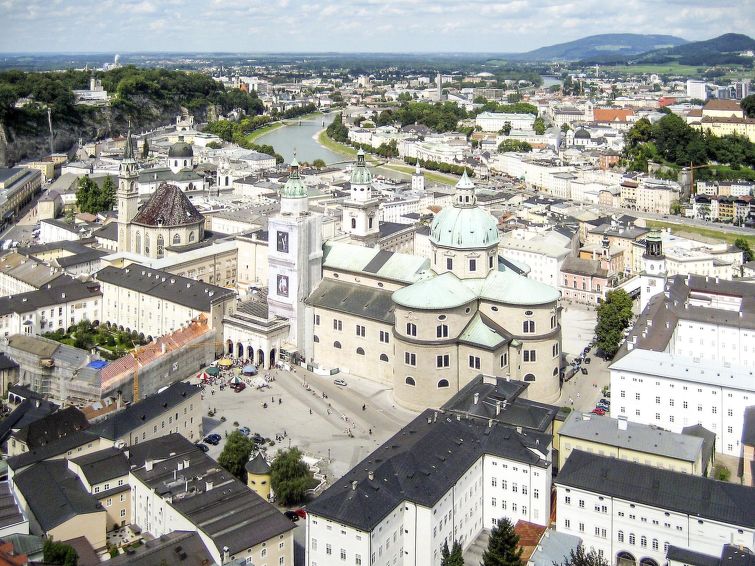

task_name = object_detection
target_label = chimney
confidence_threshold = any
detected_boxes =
[368,471,374,481]
[205,481,213,491]
[618,416,628,431]
[116,390,122,409]
[351,480,358,491]
[495,400,501,416]
[161,343,167,354]
[222,546,229,564]
[145,460,153,472]
[183,459,190,468]
[473,393,479,405]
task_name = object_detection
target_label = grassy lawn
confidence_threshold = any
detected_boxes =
[317,131,457,186]
[646,220,755,248]
[246,122,284,143]
[604,63,704,75]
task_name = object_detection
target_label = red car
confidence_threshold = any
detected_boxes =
[591,407,606,416]
[294,508,307,519]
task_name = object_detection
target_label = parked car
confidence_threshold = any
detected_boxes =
[294,508,307,519]
[598,398,610,407]
[584,357,591,365]
[252,433,265,445]
[204,433,222,445]
[580,367,588,375]
[238,426,251,437]
[284,511,300,522]
[196,443,210,452]
[333,378,347,387]
[591,407,606,416]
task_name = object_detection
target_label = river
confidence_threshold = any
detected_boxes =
[255,113,412,181]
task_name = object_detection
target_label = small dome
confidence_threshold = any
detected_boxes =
[168,139,194,158]
[574,129,591,139]
[350,149,372,186]
[281,159,307,199]
[430,206,500,249]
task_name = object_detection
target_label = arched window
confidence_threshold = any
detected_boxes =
[524,374,536,382]
[313,335,319,343]
[333,341,341,349]
[618,531,624,543]
[368,217,373,229]
[553,367,559,376]
[135,232,141,254]
[356,347,365,355]
[523,320,535,333]
[351,218,356,229]
[173,233,181,245]
[144,234,150,255]
[156,234,165,258]
[437,379,449,388]
[189,231,195,243]
[183,159,187,167]
[628,533,635,545]
[405,377,416,386]
[379,354,389,362]
[436,324,448,338]
[640,536,647,548]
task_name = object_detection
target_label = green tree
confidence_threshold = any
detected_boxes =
[217,430,254,481]
[206,141,223,149]
[441,540,464,566]
[43,539,78,566]
[670,199,682,215]
[734,238,754,262]
[553,544,609,566]
[742,94,755,119]
[561,123,571,133]
[75,174,115,214]
[270,447,313,506]
[100,175,116,212]
[533,116,545,135]
[713,463,731,481]
[481,517,522,566]
[141,139,149,159]
[498,140,532,153]
[499,122,512,135]
[595,289,634,359]
[312,159,326,169]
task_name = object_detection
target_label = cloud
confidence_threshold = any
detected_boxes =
[0,0,752,52]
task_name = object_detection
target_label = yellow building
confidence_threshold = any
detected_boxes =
[558,411,708,475]
[245,452,272,501]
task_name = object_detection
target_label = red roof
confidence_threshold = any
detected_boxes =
[593,108,635,122]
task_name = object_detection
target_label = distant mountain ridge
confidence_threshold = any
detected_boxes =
[507,34,688,61]
[625,33,755,66]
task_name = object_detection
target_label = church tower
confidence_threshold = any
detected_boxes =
[411,160,425,192]
[268,159,323,362]
[341,150,380,247]
[117,128,139,253]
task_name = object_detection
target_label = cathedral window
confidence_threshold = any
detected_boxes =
[189,231,195,243]
[351,218,356,229]
[173,233,181,245]
[406,323,417,337]
[469,259,477,272]
[144,235,150,255]
[523,320,535,333]
[446,258,453,270]
[135,232,141,254]
[157,235,165,258]
[436,324,448,338]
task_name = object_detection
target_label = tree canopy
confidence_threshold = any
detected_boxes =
[498,140,532,153]
[441,540,465,566]
[595,289,634,359]
[553,544,609,566]
[218,430,255,481]
[75,174,115,214]
[43,539,78,566]
[481,517,522,566]
[270,447,313,506]
[743,95,755,119]
[735,238,753,262]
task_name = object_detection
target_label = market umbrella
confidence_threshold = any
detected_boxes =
[206,366,220,377]
[229,375,243,384]
[242,364,257,375]
[218,358,233,367]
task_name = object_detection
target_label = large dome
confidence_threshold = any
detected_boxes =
[168,139,194,158]
[430,206,500,249]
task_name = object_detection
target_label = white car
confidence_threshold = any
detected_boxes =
[333,378,347,387]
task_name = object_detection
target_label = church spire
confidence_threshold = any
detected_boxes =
[123,123,135,161]
[454,169,476,208]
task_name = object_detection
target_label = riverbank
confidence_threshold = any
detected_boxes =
[316,130,457,186]
[246,122,285,143]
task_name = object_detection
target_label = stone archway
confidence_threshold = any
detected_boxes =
[640,559,659,566]
[257,349,265,369]
[226,339,233,355]
[237,342,244,359]
[247,345,255,362]
[270,348,276,368]
[617,552,637,566]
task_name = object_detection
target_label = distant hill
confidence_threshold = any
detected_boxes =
[579,33,755,66]
[506,34,688,62]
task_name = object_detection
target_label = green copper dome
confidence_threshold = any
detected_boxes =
[350,149,373,186]
[281,158,307,199]
[429,171,499,249]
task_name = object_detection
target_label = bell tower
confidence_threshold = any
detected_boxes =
[341,150,380,246]
[117,127,139,253]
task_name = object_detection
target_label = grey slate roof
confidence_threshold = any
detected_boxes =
[130,434,294,555]
[6,430,101,472]
[0,482,26,530]
[245,452,270,475]
[559,411,703,462]
[95,265,235,311]
[106,531,214,566]
[131,183,204,227]
[13,406,89,449]
[556,450,755,528]
[0,281,101,316]
[71,447,129,485]
[14,460,102,532]
[307,409,550,532]
[93,222,118,241]
[667,546,720,566]
[306,278,395,324]
[91,381,200,441]
[743,406,755,447]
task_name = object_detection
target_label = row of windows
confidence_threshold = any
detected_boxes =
[442,256,495,272]
[405,376,449,388]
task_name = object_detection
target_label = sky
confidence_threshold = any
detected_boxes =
[0,0,753,53]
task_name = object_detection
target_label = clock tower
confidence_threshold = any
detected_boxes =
[267,159,323,362]
[117,128,139,253]
[341,149,380,246]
